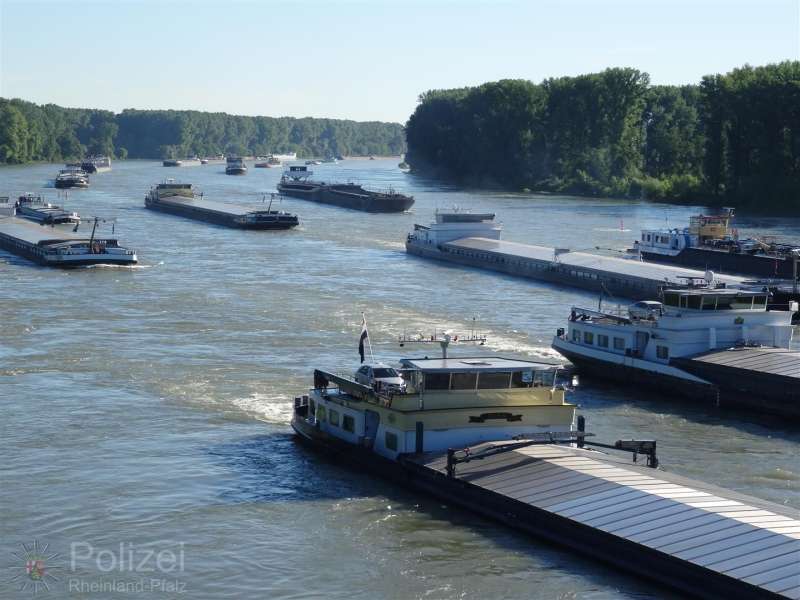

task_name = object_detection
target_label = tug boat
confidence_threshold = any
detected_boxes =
[551,286,799,417]
[632,209,800,279]
[15,194,80,225]
[293,352,576,463]
[225,157,247,175]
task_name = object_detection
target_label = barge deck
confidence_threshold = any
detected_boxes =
[408,235,748,300]
[402,441,800,600]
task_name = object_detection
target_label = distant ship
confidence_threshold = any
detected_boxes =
[15,193,80,225]
[271,152,297,162]
[254,156,282,168]
[225,157,247,175]
[80,156,111,173]
[163,157,201,167]
[632,209,800,279]
[55,168,89,189]
[277,166,414,213]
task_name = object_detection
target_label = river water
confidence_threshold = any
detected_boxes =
[1,158,798,599]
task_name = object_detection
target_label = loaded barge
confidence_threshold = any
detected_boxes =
[145,181,299,229]
[406,210,746,300]
[278,166,414,213]
[293,357,800,600]
[0,201,137,267]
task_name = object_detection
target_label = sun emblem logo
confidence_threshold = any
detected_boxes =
[6,540,63,593]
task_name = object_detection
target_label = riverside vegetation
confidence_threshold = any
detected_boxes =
[405,62,800,210]
[0,100,405,162]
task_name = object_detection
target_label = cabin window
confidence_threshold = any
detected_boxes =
[343,415,355,433]
[385,431,398,451]
[687,295,702,310]
[477,372,511,389]
[701,296,717,310]
[663,292,680,307]
[317,406,326,422]
[309,400,316,415]
[656,345,669,360]
[451,372,478,390]
[753,295,767,308]
[715,296,733,310]
[572,329,580,342]
[598,334,609,348]
[583,331,594,345]
[729,296,752,309]
[329,409,340,427]
[613,337,625,351]
[511,370,533,387]
[424,373,450,390]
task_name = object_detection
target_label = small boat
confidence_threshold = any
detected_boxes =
[163,159,182,167]
[225,157,247,175]
[55,168,89,189]
[15,194,80,225]
[305,160,322,166]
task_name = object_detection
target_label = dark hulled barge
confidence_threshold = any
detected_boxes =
[0,201,136,267]
[277,166,414,213]
[145,181,299,229]
[15,194,81,226]
[633,209,800,280]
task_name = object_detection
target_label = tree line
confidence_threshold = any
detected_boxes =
[0,99,406,163]
[405,62,800,209]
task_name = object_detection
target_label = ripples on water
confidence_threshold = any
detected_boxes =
[0,159,797,599]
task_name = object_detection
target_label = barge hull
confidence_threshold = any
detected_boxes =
[278,186,413,213]
[641,248,794,279]
[145,199,297,230]
[293,418,798,600]
[407,239,746,302]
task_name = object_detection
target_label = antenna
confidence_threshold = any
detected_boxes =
[398,316,487,359]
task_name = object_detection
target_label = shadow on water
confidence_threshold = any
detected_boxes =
[208,431,678,600]
[574,375,800,442]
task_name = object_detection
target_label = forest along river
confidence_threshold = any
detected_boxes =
[1,158,798,599]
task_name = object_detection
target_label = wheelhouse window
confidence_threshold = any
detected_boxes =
[424,373,450,390]
[343,415,355,433]
[450,372,477,390]
[385,431,398,451]
[572,329,580,342]
[687,295,702,310]
[477,372,511,389]
[656,345,669,360]
[583,331,594,345]
[511,370,533,387]
[663,292,680,307]
[329,409,339,427]
[372,368,398,378]
[613,337,625,351]
[598,334,609,348]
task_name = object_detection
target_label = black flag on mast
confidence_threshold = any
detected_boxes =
[358,316,369,363]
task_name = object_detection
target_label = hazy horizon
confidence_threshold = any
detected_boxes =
[1,0,798,124]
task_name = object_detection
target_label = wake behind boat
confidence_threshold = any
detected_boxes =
[145,181,299,229]
[277,165,414,213]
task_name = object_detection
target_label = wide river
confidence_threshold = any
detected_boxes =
[1,159,798,599]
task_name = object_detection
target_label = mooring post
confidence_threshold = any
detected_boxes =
[446,448,456,478]
[577,415,586,448]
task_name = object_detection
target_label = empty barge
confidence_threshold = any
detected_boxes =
[145,181,299,229]
[0,203,137,267]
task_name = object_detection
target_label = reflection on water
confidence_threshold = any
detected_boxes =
[0,159,797,599]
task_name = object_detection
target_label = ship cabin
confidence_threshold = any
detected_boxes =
[559,288,793,365]
[633,228,696,255]
[284,165,312,180]
[409,210,501,247]
[300,357,575,460]
[152,180,194,199]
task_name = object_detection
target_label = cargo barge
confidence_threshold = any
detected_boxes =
[14,194,80,225]
[551,287,799,418]
[633,209,800,279]
[406,210,747,300]
[292,356,800,600]
[0,202,136,267]
[225,157,247,175]
[277,166,414,213]
[145,181,298,229]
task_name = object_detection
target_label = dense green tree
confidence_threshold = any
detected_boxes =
[405,62,800,209]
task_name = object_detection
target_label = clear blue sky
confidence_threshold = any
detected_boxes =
[1,0,798,124]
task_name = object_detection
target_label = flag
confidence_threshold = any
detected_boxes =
[358,316,368,363]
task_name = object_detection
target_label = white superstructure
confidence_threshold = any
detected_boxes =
[407,209,501,247]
